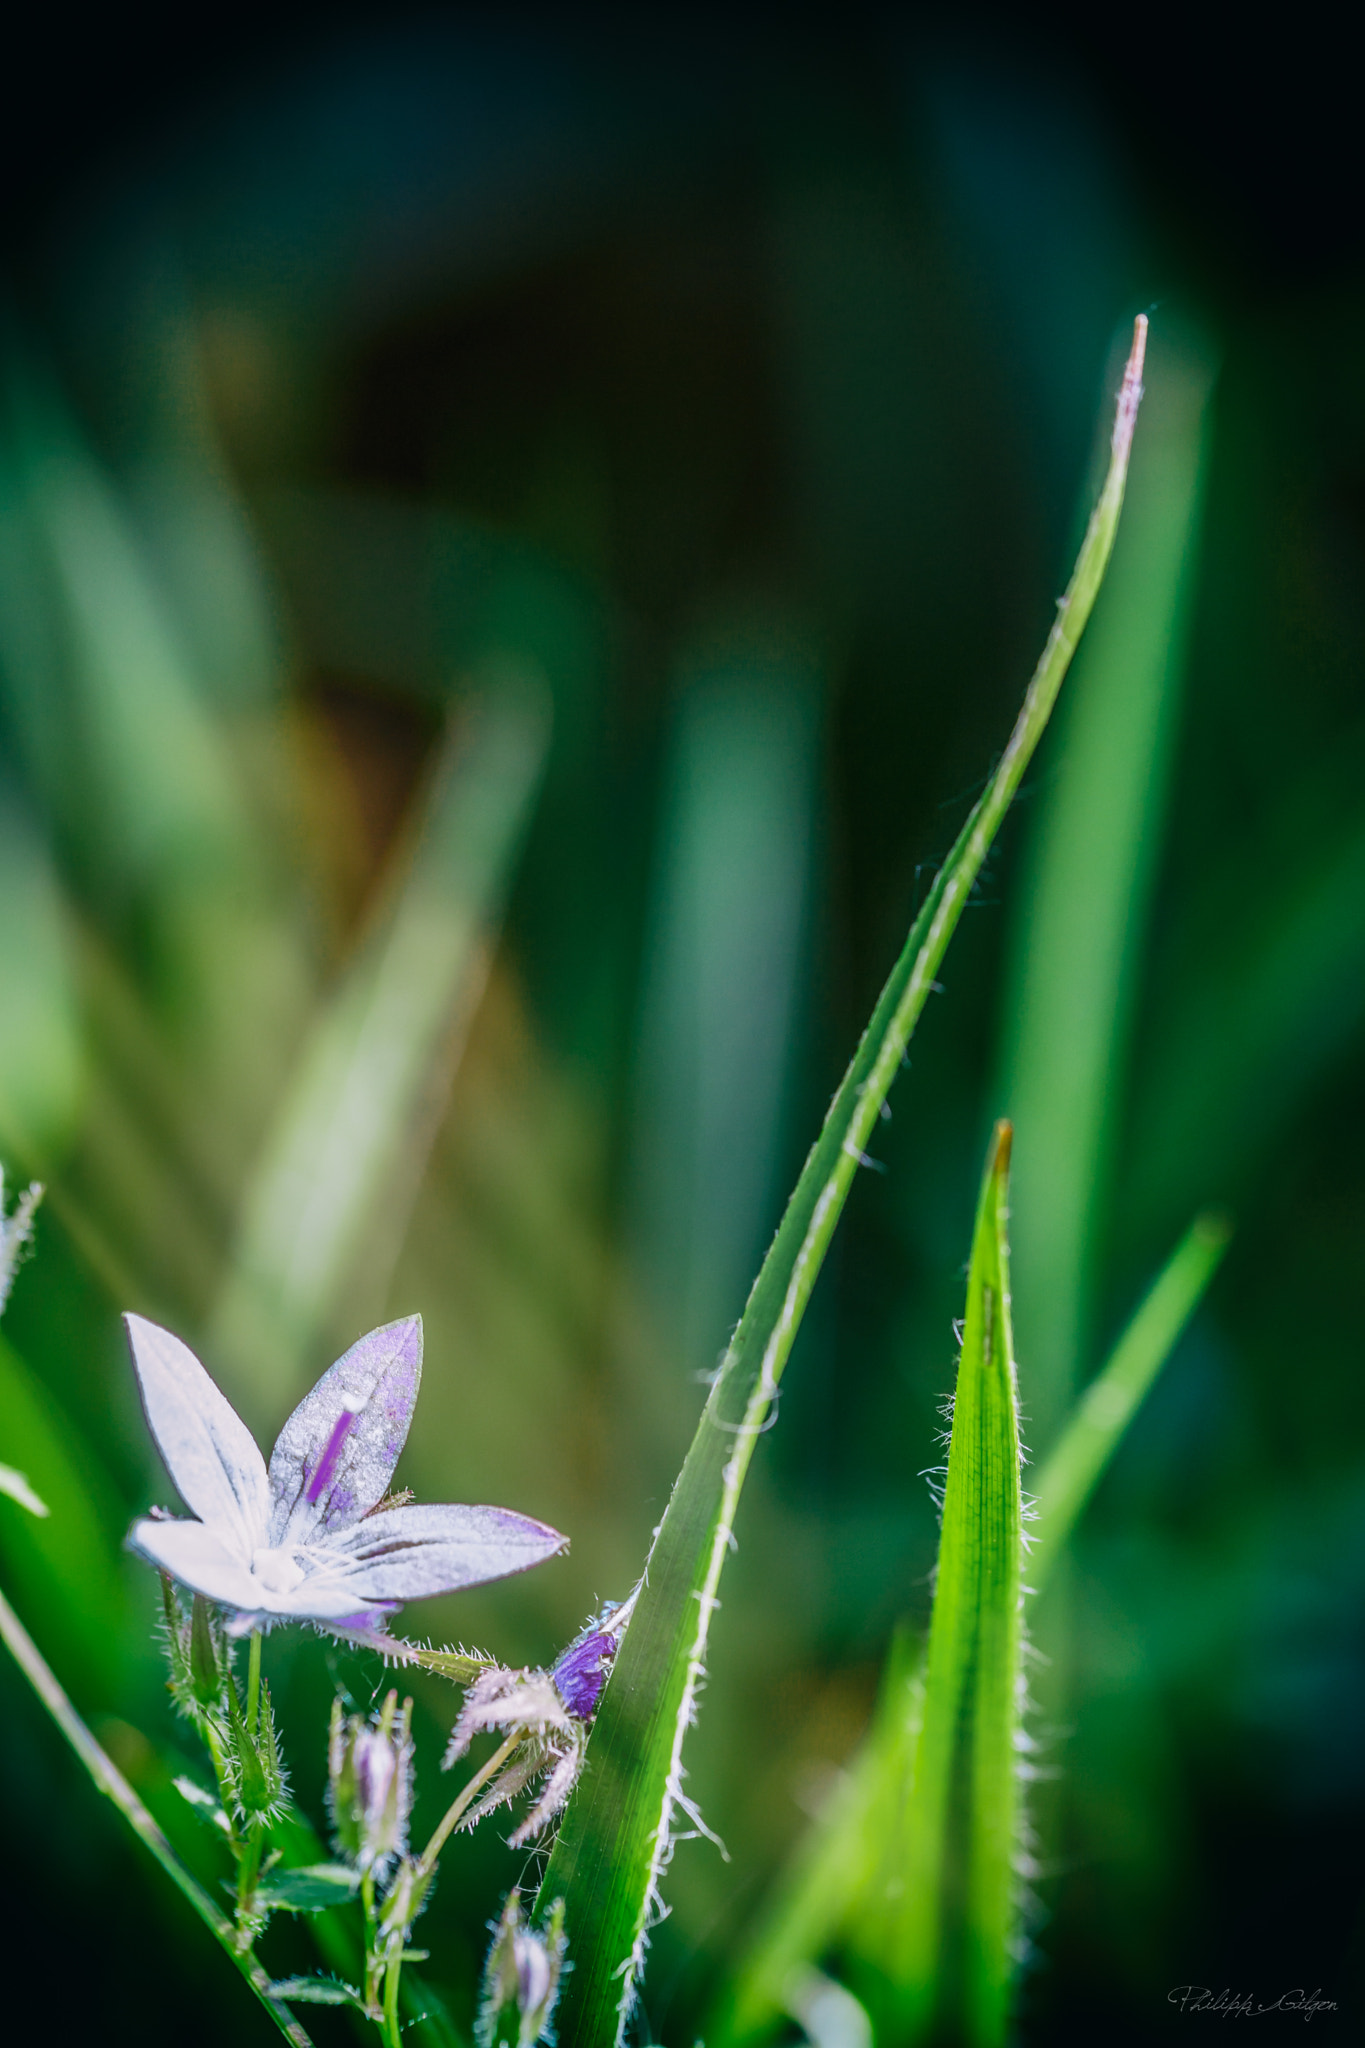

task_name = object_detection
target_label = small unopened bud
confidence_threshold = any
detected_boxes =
[328,1691,414,1874]
[551,1628,616,1723]
[478,1892,566,2048]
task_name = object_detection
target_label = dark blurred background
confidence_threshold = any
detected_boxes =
[1,7,1362,2041]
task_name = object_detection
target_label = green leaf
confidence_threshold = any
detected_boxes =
[268,1976,362,2006]
[865,1121,1022,2046]
[1028,1212,1231,1594]
[537,322,1150,2048]
[257,1864,362,1913]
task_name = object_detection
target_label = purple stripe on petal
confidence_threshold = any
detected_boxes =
[306,1407,357,1504]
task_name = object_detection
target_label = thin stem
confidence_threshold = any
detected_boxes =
[246,1627,262,1733]
[417,1727,524,1877]
[361,1869,382,2017]
[0,1583,313,2048]
[236,1818,267,1945]
[382,1951,403,2048]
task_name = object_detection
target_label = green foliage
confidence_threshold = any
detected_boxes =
[714,1198,1227,2046]
[860,1124,1021,2045]
[535,325,1148,2048]
[1,44,1358,2036]
[1000,329,1218,1439]
[1029,1212,1231,1593]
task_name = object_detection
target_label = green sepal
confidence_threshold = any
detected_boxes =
[399,1643,498,1685]
[160,1576,195,1710]
[225,1673,288,1821]
[189,1593,225,1710]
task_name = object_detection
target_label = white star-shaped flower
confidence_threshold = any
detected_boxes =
[124,1313,566,1635]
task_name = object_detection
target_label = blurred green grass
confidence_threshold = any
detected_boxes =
[2,19,1363,2043]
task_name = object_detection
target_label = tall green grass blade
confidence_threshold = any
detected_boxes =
[1000,323,1217,1446]
[715,1216,1226,2045]
[715,1212,1226,2045]
[536,320,1149,2048]
[212,674,550,1408]
[867,1122,1021,2046]
[1028,1212,1230,1594]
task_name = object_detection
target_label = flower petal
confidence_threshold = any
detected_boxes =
[268,1316,423,1543]
[127,1516,265,1611]
[125,1316,270,1560]
[327,1502,568,1602]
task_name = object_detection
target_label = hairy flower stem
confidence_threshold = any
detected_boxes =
[420,1726,525,1874]
[0,1584,312,2046]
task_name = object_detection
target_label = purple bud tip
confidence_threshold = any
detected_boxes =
[306,1407,357,1505]
[551,1631,616,1723]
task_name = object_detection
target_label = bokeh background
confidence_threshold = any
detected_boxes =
[2,8,1362,2041]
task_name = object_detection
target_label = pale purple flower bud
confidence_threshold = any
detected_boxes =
[478,1892,566,2048]
[328,1692,413,1875]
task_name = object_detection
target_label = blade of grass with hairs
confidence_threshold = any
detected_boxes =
[535,319,1149,2048]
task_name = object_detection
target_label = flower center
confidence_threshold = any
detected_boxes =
[251,1546,307,1595]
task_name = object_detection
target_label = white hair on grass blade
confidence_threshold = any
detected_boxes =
[0,1172,42,1317]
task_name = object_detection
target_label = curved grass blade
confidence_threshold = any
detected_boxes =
[1028,1211,1230,1594]
[999,324,1217,1445]
[536,320,1149,2047]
